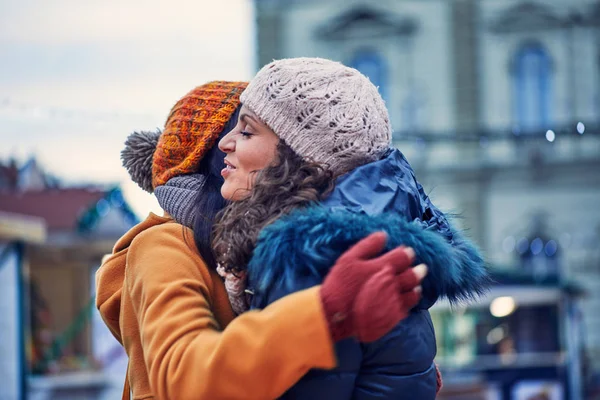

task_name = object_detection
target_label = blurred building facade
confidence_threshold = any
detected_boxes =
[0,158,136,399]
[253,0,600,397]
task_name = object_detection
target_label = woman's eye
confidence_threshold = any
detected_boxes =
[240,131,253,138]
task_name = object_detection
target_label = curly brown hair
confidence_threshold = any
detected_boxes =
[212,140,335,274]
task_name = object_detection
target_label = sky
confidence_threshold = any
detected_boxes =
[0,0,255,216]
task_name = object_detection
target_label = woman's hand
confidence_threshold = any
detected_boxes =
[320,231,427,343]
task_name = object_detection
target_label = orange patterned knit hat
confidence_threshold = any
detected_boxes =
[151,81,248,189]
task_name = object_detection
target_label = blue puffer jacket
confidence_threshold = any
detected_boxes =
[247,149,489,400]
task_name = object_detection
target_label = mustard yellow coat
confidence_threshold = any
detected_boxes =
[96,213,335,400]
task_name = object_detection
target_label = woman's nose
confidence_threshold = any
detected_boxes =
[218,131,235,153]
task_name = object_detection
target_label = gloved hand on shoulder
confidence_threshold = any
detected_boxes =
[320,231,427,343]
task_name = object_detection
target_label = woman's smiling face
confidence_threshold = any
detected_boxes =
[218,105,280,201]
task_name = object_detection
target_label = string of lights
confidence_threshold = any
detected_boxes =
[393,121,599,144]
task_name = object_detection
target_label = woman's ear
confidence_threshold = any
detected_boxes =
[121,129,161,193]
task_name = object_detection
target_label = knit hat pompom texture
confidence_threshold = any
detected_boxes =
[240,57,392,175]
[152,81,248,189]
[121,130,162,193]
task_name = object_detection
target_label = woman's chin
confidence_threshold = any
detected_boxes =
[220,184,234,201]
[220,182,247,202]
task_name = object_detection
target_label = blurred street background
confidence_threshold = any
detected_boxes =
[1,0,599,399]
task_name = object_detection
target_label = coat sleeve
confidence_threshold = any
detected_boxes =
[125,224,336,400]
[251,271,361,400]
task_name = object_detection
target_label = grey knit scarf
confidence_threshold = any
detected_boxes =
[154,173,249,315]
[154,174,206,228]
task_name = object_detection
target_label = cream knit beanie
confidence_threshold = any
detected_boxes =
[240,57,392,175]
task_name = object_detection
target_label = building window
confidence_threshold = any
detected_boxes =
[350,50,387,102]
[512,43,552,132]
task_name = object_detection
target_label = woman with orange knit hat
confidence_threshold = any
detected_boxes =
[96,81,425,400]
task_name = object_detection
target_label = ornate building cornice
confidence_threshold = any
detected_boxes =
[489,2,567,34]
[315,5,419,40]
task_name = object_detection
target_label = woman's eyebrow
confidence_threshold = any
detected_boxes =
[240,113,259,125]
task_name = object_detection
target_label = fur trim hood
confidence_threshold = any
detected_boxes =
[248,149,490,309]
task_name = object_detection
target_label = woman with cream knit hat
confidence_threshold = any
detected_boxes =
[212,58,489,399]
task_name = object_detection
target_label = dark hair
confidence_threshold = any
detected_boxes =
[212,141,335,274]
[191,107,241,270]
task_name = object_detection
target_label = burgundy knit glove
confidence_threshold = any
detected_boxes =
[319,231,427,343]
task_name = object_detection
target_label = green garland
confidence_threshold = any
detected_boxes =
[77,187,138,233]
[33,296,96,373]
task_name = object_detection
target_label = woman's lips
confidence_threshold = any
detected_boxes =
[221,160,236,178]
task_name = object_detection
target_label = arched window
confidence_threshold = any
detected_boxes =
[512,44,552,132]
[350,50,387,102]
